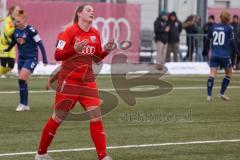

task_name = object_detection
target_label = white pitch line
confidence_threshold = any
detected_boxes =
[0,86,240,94]
[0,90,54,94]
[0,139,240,157]
[173,86,240,90]
[163,77,240,83]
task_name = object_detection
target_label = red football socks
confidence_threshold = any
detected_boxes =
[90,121,107,160]
[37,117,60,155]
[37,118,107,159]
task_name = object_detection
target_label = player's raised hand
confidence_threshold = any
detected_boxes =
[74,39,88,53]
[104,39,116,53]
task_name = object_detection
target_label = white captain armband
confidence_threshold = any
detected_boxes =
[33,34,41,42]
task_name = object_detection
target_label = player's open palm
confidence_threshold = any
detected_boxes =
[104,39,116,53]
[74,39,88,53]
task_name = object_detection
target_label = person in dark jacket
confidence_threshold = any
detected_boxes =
[166,11,182,62]
[230,15,240,70]
[183,15,199,61]
[154,11,169,70]
[202,15,216,61]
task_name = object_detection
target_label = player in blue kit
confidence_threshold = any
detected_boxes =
[205,11,239,101]
[4,10,48,111]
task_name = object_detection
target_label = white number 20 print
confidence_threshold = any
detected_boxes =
[213,31,225,46]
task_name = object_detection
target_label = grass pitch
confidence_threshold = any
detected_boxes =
[0,74,239,160]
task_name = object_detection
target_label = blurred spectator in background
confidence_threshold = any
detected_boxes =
[202,15,216,61]
[230,15,240,70]
[154,11,169,70]
[166,11,182,62]
[195,15,202,32]
[194,15,203,61]
[183,15,199,61]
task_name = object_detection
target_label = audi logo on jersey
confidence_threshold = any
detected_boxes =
[78,45,96,55]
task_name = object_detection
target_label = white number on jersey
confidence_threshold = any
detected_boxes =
[213,31,225,46]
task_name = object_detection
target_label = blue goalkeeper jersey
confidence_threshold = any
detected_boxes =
[208,23,235,58]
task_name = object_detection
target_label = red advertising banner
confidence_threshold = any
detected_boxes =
[7,0,141,63]
[208,8,240,22]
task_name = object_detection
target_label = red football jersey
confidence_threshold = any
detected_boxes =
[55,23,107,84]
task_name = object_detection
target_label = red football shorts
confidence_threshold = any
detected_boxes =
[54,82,101,112]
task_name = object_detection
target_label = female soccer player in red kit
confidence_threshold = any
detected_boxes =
[35,4,115,160]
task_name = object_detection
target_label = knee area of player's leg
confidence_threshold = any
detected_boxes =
[18,79,27,86]
[225,75,231,78]
[87,108,102,120]
[53,109,69,121]
[208,76,215,80]
[90,117,102,122]
[225,75,231,80]
[52,114,64,123]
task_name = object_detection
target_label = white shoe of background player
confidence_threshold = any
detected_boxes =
[16,104,30,112]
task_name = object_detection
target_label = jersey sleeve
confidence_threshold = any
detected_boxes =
[29,27,48,64]
[54,29,76,61]
[28,26,43,43]
[93,31,110,63]
[56,31,71,51]
[95,31,103,54]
